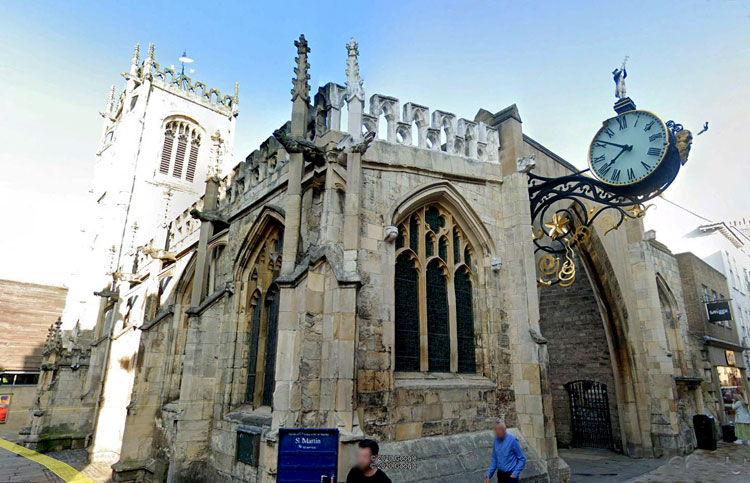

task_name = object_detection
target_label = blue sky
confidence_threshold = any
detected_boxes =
[1,0,748,285]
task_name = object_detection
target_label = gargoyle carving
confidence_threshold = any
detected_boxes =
[273,128,327,165]
[141,241,177,262]
[189,208,227,224]
[350,131,376,154]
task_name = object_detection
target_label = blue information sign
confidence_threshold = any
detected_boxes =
[278,428,339,482]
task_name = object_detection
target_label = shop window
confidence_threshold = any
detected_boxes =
[0,372,40,386]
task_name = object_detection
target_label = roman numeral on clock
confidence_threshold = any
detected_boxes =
[599,163,612,176]
[627,168,635,181]
[593,155,605,164]
[641,161,652,171]
[603,127,615,138]
[644,120,655,132]
[649,133,663,142]
[611,168,621,182]
[616,117,627,130]
[647,147,661,156]
[634,114,641,127]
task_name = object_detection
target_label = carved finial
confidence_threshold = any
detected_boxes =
[291,34,311,103]
[346,37,364,102]
[232,82,240,115]
[105,85,115,115]
[142,43,155,80]
[130,43,141,75]
[208,130,224,178]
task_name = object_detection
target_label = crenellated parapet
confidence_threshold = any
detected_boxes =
[148,63,238,117]
[123,43,239,117]
[217,129,290,210]
[313,89,499,163]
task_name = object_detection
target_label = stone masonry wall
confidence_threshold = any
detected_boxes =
[539,256,622,450]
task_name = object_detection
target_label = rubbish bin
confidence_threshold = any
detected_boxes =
[722,424,736,443]
[694,414,717,450]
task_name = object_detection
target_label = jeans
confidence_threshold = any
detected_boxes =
[497,471,518,483]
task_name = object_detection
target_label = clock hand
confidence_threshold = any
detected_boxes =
[595,140,631,149]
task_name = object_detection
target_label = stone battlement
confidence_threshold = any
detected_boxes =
[149,62,238,117]
[313,84,500,163]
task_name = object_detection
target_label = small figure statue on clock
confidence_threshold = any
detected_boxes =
[612,56,629,99]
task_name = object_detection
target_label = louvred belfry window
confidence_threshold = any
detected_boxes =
[158,118,202,182]
[394,203,477,373]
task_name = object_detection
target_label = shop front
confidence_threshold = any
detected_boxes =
[705,340,748,424]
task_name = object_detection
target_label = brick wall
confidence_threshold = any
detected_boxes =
[538,257,621,450]
[676,252,739,344]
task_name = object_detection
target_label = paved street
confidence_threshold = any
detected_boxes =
[560,448,667,482]
[0,448,111,483]
[562,443,750,483]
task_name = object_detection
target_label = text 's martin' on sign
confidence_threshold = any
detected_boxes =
[277,428,338,482]
[706,300,732,322]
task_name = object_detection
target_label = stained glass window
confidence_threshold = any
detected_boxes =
[438,236,448,261]
[262,289,280,407]
[393,203,477,374]
[395,253,420,371]
[409,215,419,254]
[455,267,476,373]
[427,260,450,372]
[241,223,284,408]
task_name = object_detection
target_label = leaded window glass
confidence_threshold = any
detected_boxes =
[395,253,420,371]
[393,202,478,373]
[240,223,284,407]
[455,267,476,373]
[427,260,450,371]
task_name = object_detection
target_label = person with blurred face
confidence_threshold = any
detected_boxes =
[346,439,391,482]
[485,419,526,483]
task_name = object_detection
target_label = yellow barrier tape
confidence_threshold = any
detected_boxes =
[0,437,94,483]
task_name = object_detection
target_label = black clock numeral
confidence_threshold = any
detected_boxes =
[627,168,635,181]
[634,114,641,127]
[603,127,615,138]
[647,147,661,156]
[611,168,621,182]
[649,133,663,142]
[644,120,655,132]
[593,154,606,164]
[599,163,612,176]
[641,161,652,171]
[594,141,607,148]
[616,116,627,130]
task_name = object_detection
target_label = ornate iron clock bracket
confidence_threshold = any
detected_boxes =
[528,120,690,287]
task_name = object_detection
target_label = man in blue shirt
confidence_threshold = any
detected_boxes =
[485,419,526,483]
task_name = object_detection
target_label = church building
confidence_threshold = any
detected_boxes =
[24,36,711,482]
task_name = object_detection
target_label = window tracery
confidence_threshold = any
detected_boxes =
[394,203,477,373]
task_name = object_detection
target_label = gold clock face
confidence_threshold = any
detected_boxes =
[588,110,669,187]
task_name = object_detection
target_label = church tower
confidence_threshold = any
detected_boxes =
[61,43,238,334]
[25,43,238,459]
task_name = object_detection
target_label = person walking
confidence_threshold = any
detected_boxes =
[485,419,526,483]
[733,389,750,444]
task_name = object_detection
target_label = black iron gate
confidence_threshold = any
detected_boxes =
[566,380,613,449]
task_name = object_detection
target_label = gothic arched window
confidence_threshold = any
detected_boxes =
[240,223,283,407]
[159,118,202,182]
[394,203,477,373]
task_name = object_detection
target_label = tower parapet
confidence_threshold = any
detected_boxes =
[120,43,239,118]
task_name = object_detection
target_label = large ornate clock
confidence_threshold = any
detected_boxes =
[588,110,680,195]
[526,63,696,287]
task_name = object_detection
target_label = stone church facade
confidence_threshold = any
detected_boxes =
[23,36,716,482]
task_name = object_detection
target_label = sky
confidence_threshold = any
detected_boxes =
[0,0,748,286]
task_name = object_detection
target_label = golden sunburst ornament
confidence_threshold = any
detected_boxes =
[544,213,570,240]
[627,204,646,218]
